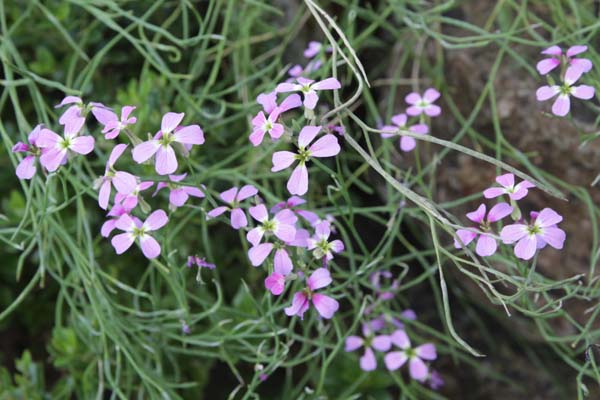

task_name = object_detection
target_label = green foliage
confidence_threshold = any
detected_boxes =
[0,0,599,399]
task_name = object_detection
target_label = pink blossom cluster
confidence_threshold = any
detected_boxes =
[535,45,595,116]
[344,273,443,389]
[380,88,441,152]
[455,173,566,260]
[13,96,208,260]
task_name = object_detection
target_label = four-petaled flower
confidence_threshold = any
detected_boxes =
[384,329,437,382]
[536,45,593,76]
[153,173,204,209]
[92,105,137,139]
[247,204,298,266]
[111,209,169,259]
[405,89,441,117]
[37,124,95,172]
[276,77,341,110]
[454,203,513,257]
[284,268,339,319]
[483,173,535,201]
[307,221,344,262]
[345,327,392,371]
[271,126,341,195]
[132,112,204,175]
[536,68,595,117]
[500,208,566,260]
[249,94,301,146]
[381,113,429,152]
[12,125,44,180]
[265,272,286,295]
[97,144,137,210]
[206,185,258,229]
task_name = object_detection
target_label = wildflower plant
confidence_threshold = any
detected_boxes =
[2,2,599,399]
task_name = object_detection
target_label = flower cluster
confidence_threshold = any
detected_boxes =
[380,88,441,152]
[455,173,566,260]
[13,96,208,260]
[344,273,442,389]
[536,45,595,117]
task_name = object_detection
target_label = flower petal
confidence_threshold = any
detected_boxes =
[308,134,340,157]
[132,140,160,163]
[274,249,293,275]
[161,112,184,133]
[140,235,161,259]
[384,351,408,371]
[536,85,560,101]
[307,268,332,290]
[500,224,528,244]
[298,125,321,148]
[312,77,341,91]
[173,125,205,145]
[70,136,95,155]
[409,357,429,382]
[284,292,309,318]
[16,155,36,180]
[487,202,513,223]
[475,234,498,257]
[514,235,537,260]
[248,243,273,266]
[312,293,339,319]
[344,336,364,352]
[230,208,248,229]
[144,209,168,231]
[155,145,178,175]
[359,347,377,371]
[287,164,309,195]
[111,232,134,254]
[272,151,297,172]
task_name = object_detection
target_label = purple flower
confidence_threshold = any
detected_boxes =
[206,185,258,229]
[92,105,137,139]
[275,77,341,110]
[37,125,95,172]
[271,196,319,225]
[536,45,593,76]
[483,173,535,201]
[345,328,392,371]
[153,173,204,209]
[454,203,513,257]
[405,89,441,117]
[500,208,566,260]
[111,209,168,259]
[381,113,429,152]
[536,68,595,117]
[187,256,216,270]
[271,126,341,195]
[303,41,332,58]
[96,144,137,210]
[307,221,344,262]
[132,112,204,175]
[246,204,297,266]
[284,268,339,319]
[384,330,437,382]
[287,60,322,80]
[428,370,444,390]
[12,125,44,180]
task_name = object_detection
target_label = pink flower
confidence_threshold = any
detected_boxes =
[307,221,344,262]
[111,209,169,259]
[384,330,437,382]
[287,60,322,80]
[536,45,593,76]
[12,125,44,180]
[483,173,535,201]
[536,68,595,117]
[132,112,204,175]
[284,268,339,319]
[270,196,319,225]
[271,126,341,195]
[92,105,137,139]
[101,204,131,238]
[249,94,302,146]
[115,181,153,210]
[405,89,441,117]
[206,185,258,229]
[37,125,95,172]
[454,203,512,257]
[304,41,332,58]
[265,272,286,295]
[275,77,341,110]
[97,144,137,210]
[381,113,429,152]
[345,324,392,371]
[500,208,566,260]
[246,204,297,266]
[55,96,86,134]
[153,173,204,209]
